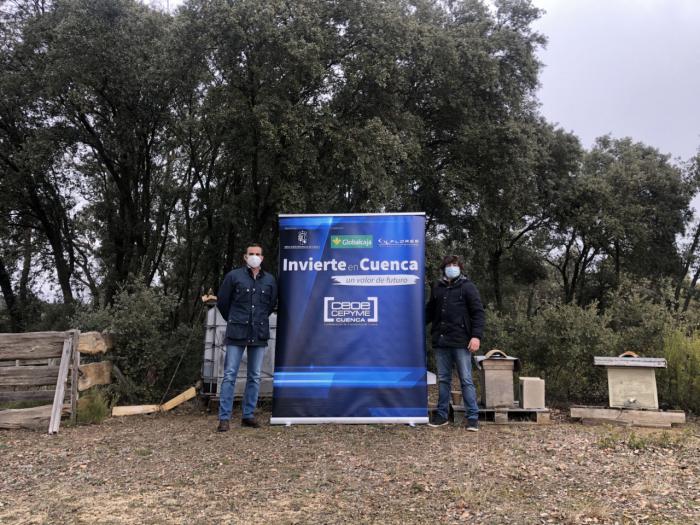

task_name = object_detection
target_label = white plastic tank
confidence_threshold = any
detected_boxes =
[201,305,276,398]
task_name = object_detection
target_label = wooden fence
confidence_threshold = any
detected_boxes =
[0,331,113,433]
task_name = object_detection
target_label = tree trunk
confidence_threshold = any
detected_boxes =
[674,221,700,310]
[489,248,503,311]
[613,240,621,285]
[682,264,700,312]
[24,179,75,304]
[526,284,536,318]
[0,256,23,331]
[19,227,31,304]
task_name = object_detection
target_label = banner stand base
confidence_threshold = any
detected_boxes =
[270,416,428,425]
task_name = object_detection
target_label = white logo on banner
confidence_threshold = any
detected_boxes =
[332,275,420,286]
[324,297,378,324]
[377,238,420,248]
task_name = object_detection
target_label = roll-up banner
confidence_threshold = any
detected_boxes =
[271,213,427,425]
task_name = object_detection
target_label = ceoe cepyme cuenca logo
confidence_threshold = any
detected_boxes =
[323,297,378,324]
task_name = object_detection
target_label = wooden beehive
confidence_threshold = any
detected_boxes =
[476,349,520,408]
[594,352,666,410]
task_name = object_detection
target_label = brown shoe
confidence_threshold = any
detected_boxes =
[241,417,260,428]
[217,420,230,432]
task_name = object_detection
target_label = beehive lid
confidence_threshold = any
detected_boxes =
[594,351,666,368]
[475,349,521,371]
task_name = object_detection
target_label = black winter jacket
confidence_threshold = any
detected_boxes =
[426,275,485,348]
[217,267,278,347]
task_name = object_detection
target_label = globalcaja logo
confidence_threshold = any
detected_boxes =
[324,297,378,324]
[330,235,373,249]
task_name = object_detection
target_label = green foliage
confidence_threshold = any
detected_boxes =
[76,390,110,425]
[595,430,622,449]
[623,431,685,451]
[605,276,674,354]
[597,427,685,451]
[658,328,700,413]
[485,303,614,403]
[484,279,700,412]
[73,281,202,403]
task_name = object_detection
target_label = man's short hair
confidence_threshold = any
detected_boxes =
[440,254,464,272]
[245,243,263,255]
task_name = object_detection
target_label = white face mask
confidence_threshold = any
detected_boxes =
[444,265,460,280]
[246,255,262,269]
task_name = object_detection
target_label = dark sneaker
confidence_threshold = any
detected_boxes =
[217,420,230,432]
[428,414,449,427]
[241,418,260,428]
[466,419,479,432]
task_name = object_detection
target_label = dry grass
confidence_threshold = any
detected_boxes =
[0,405,698,524]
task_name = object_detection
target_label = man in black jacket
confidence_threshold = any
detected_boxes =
[425,255,485,430]
[216,243,277,432]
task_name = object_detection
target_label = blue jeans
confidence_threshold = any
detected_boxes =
[218,345,266,421]
[435,346,479,421]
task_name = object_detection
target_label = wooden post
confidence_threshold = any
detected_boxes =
[70,330,80,425]
[77,331,114,355]
[49,337,72,434]
[78,361,113,391]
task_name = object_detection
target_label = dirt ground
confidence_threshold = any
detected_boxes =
[1,404,698,525]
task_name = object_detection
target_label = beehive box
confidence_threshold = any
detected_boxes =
[476,350,520,408]
[519,377,545,409]
[594,355,666,410]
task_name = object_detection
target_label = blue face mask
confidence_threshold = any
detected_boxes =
[444,266,460,280]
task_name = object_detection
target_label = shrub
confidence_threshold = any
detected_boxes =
[76,389,109,425]
[73,280,202,403]
[483,304,616,404]
[605,279,673,355]
[483,278,699,407]
[658,328,700,413]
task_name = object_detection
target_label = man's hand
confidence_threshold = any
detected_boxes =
[467,337,480,353]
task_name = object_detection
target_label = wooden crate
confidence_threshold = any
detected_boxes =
[0,331,79,433]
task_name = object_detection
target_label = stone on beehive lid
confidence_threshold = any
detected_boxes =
[594,351,666,410]
[475,349,520,408]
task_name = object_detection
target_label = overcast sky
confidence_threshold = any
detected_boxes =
[532,0,700,162]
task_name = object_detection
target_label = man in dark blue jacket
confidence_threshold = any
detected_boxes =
[216,244,277,431]
[425,255,485,430]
